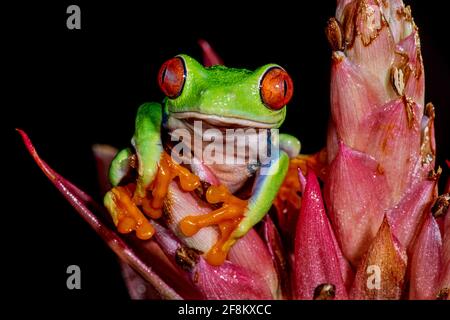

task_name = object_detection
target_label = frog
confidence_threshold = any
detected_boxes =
[104,54,301,265]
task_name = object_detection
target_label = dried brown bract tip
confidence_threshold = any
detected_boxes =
[313,283,336,300]
[175,246,201,272]
[436,288,449,300]
[326,18,345,51]
[427,167,442,181]
[431,193,450,219]
[391,66,405,96]
[402,96,416,128]
[425,102,435,119]
[128,154,138,169]
[341,0,358,49]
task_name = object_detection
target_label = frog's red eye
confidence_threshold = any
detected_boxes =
[260,67,294,110]
[158,57,186,99]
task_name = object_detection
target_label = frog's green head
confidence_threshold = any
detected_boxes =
[157,54,294,129]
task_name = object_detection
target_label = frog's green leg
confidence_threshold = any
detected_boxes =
[103,103,162,240]
[132,102,164,200]
[109,147,133,187]
[179,150,290,265]
[279,133,301,158]
[230,150,290,239]
[227,134,299,243]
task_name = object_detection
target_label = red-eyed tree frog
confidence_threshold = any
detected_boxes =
[104,55,300,265]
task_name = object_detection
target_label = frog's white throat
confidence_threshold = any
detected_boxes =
[166,113,271,192]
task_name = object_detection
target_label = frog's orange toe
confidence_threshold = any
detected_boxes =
[141,197,163,219]
[205,245,228,266]
[179,217,200,237]
[205,218,241,265]
[205,185,230,204]
[117,216,136,233]
[177,165,201,191]
[135,221,155,240]
[110,185,155,240]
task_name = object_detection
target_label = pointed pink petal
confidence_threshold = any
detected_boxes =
[388,180,436,252]
[325,142,389,265]
[229,229,280,299]
[350,217,407,299]
[262,215,291,298]
[198,39,224,67]
[194,258,273,300]
[298,168,353,290]
[409,213,442,300]
[294,171,351,300]
[18,129,184,299]
[330,53,388,149]
[152,222,273,299]
[357,98,422,205]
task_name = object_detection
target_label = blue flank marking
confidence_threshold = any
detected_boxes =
[249,150,281,205]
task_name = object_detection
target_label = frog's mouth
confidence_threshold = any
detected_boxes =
[170,111,279,129]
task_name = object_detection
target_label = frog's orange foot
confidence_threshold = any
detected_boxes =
[179,185,248,266]
[107,185,155,240]
[138,152,201,218]
[106,152,200,240]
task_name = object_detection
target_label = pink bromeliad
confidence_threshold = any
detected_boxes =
[19,0,449,300]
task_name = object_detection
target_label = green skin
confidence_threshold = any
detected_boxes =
[105,54,300,246]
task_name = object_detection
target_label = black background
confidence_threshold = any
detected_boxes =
[5,0,449,299]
